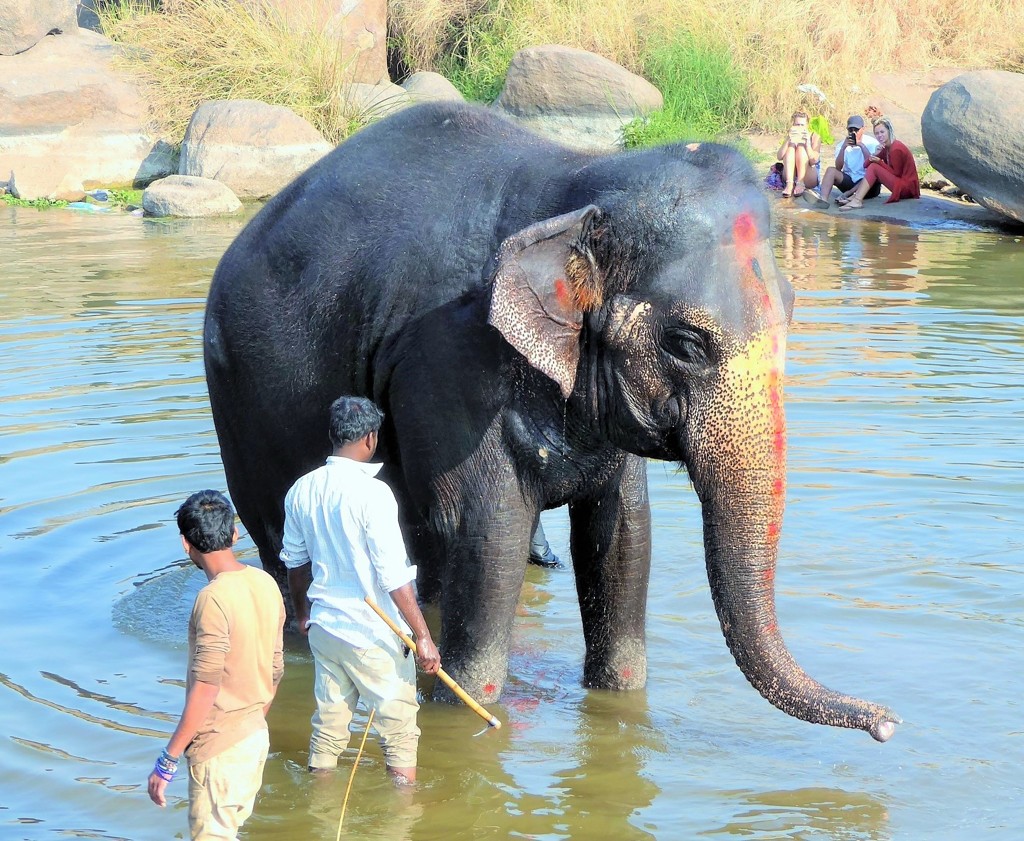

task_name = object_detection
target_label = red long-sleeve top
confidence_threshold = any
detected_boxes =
[879,140,921,203]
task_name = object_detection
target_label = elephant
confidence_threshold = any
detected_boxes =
[203,101,898,742]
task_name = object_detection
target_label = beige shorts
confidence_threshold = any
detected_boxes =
[187,727,269,840]
[307,623,420,770]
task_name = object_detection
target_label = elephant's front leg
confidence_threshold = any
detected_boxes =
[435,494,533,705]
[569,454,651,690]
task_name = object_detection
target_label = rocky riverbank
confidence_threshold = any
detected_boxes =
[2,4,1022,228]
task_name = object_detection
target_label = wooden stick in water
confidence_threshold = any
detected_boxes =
[336,708,374,841]
[364,597,501,730]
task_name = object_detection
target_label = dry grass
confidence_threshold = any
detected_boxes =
[100,0,1024,145]
[391,0,1024,129]
[98,0,371,144]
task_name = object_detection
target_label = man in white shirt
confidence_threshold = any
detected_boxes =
[807,114,882,208]
[281,395,440,785]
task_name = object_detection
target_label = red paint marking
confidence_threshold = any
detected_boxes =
[505,697,539,712]
[484,683,497,696]
[765,621,778,634]
[762,566,775,583]
[772,478,785,497]
[554,278,571,308]
[621,667,633,681]
[733,213,758,247]
[766,522,779,538]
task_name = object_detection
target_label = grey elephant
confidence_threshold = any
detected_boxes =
[204,102,898,741]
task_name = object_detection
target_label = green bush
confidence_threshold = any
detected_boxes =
[1,194,69,209]
[623,33,751,148]
[434,13,519,103]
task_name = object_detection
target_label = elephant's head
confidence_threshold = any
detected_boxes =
[488,143,898,742]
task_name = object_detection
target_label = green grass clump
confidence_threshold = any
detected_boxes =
[107,188,144,206]
[436,18,518,103]
[1,194,69,209]
[622,33,751,148]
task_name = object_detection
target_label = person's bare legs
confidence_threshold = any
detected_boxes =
[793,146,810,195]
[808,166,839,207]
[388,765,416,785]
[840,164,895,210]
[781,145,796,196]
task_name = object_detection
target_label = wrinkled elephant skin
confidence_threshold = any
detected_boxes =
[204,103,898,741]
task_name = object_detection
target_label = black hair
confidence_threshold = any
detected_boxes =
[175,490,235,554]
[328,395,384,448]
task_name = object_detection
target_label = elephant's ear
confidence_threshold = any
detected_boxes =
[488,205,603,398]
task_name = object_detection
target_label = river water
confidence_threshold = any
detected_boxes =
[1,202,1022,840]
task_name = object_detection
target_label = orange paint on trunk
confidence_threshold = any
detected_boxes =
[484,683,497,695]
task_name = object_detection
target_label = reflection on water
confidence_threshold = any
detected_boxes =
[706,787,890,840]
[1,205,1023,839]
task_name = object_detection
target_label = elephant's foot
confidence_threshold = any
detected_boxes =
[583,637,647,690]
[431,654,507,706]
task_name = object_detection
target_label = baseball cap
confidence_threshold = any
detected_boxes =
[847,115,865,129]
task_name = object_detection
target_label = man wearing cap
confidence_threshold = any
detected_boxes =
[806,114,881,208]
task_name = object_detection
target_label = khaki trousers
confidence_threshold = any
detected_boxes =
[307,623,419,770]
[187,728,269,840]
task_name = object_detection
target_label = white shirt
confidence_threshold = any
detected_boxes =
[839,133,881,182]
[280,456,417,653]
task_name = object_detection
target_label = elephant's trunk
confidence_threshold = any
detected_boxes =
[689,320,899,742]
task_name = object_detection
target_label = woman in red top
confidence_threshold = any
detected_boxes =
[838,117,920,210]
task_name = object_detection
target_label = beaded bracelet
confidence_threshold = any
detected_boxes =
[153,748,179,782]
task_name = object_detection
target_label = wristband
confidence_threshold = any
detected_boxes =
[153,748,179,782]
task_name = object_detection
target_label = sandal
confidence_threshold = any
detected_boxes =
[793,183,805,197]
[781,182,793,198]
[839,197,863,211]
[835,195,850,205]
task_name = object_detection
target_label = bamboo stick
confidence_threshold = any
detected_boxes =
[364,597,501,729]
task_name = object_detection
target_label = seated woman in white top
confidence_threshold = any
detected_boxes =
[775,110,821,198]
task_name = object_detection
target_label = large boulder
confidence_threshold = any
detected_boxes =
[922,70,1024,224]
[0,0,76,55]
[493,45,663,151]
[178,100,333,200]
[0,29,177,200]
[143,175,241,218]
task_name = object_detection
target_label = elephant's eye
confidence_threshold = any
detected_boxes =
[661,325,710,365]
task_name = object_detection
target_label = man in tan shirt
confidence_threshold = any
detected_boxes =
[148,490,286,840]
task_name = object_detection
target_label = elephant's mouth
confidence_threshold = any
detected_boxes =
[651,394,684,433]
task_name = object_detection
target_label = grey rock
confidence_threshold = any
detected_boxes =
[922,70,1024,224]
[142,175,241,217]
[493,45,662,151]
[401,72,464,103]
[179,100,333,200]
[0,0,77,55]
[338,82,413,121]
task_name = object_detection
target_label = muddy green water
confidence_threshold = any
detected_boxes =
[1,203,1022,840]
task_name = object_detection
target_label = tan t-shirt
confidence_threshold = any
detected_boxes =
[185,565,285,764]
